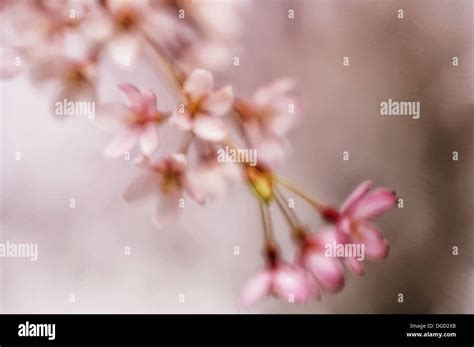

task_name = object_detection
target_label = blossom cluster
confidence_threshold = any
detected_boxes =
[1,0,396,306]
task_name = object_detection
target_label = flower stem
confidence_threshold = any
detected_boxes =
[258,200,274,243]
[142,33,185,102]
[274,175,326,211]
[273,189,300,230]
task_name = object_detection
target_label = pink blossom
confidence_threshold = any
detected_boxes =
[323,181,397,275]
[239,245,313,306]
[96,83,164,158]
[296,228,345,293]
[31,56,97,105]
[1,0,92,51]
[235,78,300,168]
[82,0,190,68]
[239,262,314,306]
[177,40,233,73]
[180,0,246,41]
[123,154,204,228]
[169,69,233,142]
[189,142,240,199]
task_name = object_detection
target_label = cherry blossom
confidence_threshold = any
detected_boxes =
[239,245,313,306]
[295,227,345,293]
[31,55,97,106]
[235,78,299,167]
[123,154,204,228]
[322,181,397,274]
[169,69,233,142]
[96,83,164,158]
[189,142,240,199]
[82,0,190,68]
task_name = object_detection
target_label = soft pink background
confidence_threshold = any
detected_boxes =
[1,0,473,313]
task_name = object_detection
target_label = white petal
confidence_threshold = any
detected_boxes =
[183,69,214,99]
[202,85,233,116]
[94,103,130,131]
[123,172,159,202]
[139,123,159,156]
[104,129,140,158]
[193,114,228,142]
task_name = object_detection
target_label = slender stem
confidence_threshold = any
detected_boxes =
[274,175,326,211]
[259,200,274,242]
[273,188,300,228]
[142,34,185,102]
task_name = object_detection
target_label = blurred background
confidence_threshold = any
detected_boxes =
[1,0,473,313]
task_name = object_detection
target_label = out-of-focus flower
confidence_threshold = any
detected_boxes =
[83,0,190,68]
[189,142,240,199]
[177,40,234,73]
[295,227,345,293]
[1,0,92,51]
[239,244,313,306]
[124,154,204,228]
[235,78,300,168]
[154,0,248,70]
[322,181,397,275]
[31,55,97,105]
[176,0,247,41]
[169,69,233,142]
[96,83,164,158]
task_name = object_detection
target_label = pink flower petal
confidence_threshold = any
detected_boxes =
[193,114,228,142]
[123,172,159,202]
[273,265,312,302]
[345,257,365,276]
[253,78,295,106]
[169,110,192,131]
[104,128,140,158]
[142,89,158,115]
[222,162,241,181]
[309,227,340,248]
[202,85,233,116]
[340,180,373,215]
[238,270,272,307]
[350,188,397,220]
[191,164,229,199]
[337,217,352,239]
[266,111,298,137]
[357,222,389,259]
[108,0,145,13]
[95,102,130,131]
[304,252,344,292]
[154,190,183,229]
[183,69,214,99]
[169,153,188,172]
[254,135,287,169]
[81,13,113,41]
[139,123,159,156]
[118,83,143,112]
[182,176,205,205]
